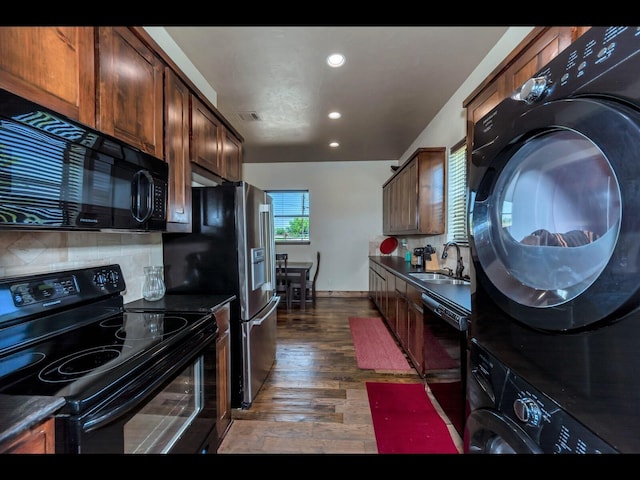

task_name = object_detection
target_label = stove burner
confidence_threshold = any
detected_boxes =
[38,345,133,383]
[0,351,46,378]
[115,314,188,341]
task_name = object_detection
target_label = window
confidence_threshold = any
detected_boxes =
[267,190,310,244]
[447,139,469,244]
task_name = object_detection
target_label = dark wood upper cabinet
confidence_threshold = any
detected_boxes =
[97,27,164,158]
[164,67,192,232]
[0,27,96,126]
[383,147,446,236]
[464,27,590,160]
[221,126,242,182]
[191,94,224,178]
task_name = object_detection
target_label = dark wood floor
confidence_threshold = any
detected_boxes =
[216,296,463,454]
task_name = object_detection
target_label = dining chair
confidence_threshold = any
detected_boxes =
[290,251,320,307]
[275,253,292,311]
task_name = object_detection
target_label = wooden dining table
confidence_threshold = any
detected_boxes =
[285,261,313,311]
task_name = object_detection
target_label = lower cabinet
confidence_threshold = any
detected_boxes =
[213,302,232,444]
[395,277,408,349]
[369,260,425,376]
[406,283,424,374]
[0,417,55,454]
[368,263,387,314]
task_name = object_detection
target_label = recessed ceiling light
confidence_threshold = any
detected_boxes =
[326,53,345,68]
[328,111,341,120]
[329,142,340,148]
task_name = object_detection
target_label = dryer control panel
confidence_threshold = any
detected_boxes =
[470,341,619,454]
[501,370,618,454]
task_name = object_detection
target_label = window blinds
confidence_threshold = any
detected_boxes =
[447,139,469,244]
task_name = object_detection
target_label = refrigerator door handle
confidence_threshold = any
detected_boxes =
[260,202,275,289]
[253,296,279,326]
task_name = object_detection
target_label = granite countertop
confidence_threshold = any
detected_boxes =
[0,395,65,446]
[369,255,471,314]
[125,293,236,312]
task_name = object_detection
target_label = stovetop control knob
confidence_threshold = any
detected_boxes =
[107,269,120,285]
[93,272,107,287]
[518,76,549,104]
[514,397,542,426]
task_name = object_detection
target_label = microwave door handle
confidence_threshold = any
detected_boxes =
[131,170,153,223]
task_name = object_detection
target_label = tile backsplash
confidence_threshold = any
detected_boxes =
[0,231,163,303]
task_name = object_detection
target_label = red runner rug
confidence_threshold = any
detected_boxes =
[366,382,460,454]
[348,317,413,371]
[428,381,464,437]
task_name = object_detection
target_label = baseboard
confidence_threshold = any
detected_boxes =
[316,291,370,298]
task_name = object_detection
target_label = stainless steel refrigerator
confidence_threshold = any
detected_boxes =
[162,181,279,408]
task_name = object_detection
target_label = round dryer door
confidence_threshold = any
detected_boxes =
[472,97,640,331]
[464,409,543,454]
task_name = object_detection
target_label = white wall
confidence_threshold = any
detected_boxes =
[243,161,395,292]
[143,26,218,108]
[399,27,534,163]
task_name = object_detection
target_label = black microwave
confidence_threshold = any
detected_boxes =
[0,88,168,232]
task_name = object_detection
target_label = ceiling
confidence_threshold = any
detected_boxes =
[163,26,510,164]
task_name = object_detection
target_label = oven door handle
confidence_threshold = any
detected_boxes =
[82,376,162,432]
[82,332,216,432]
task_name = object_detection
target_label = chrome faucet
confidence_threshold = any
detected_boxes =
[442,242,464,279]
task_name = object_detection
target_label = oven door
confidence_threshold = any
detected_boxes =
[56,330,218,454]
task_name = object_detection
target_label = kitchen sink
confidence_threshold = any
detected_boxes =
[409,272,469,285]
[424,278,469,285]
[409,272,453,281]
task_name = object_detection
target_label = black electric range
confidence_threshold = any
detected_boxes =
[0,265,219,453]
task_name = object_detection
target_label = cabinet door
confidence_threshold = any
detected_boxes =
[368,263,386,313]
[406,160,419,231]
[398,166,414,231]
[0,418,55,454]
[417,149,445,234]
[0,27,95,126]
[382,186,391,233]
[164,68,192,231]
[191,95,223,177]
[395,278,408,347]
[383,148,445,235]
[505,26,575,97]
[214,303,232,441]
[384,169,412,233]
[97,27,164,158]
[369,264,376,301]
[385,269,395,324]
[465,27,588,161]
[221,127,242,182]
[377,268,387,317]
[387,177,400,232]
[406,284,425,375]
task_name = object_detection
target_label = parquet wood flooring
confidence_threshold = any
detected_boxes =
[216,296,463,454]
